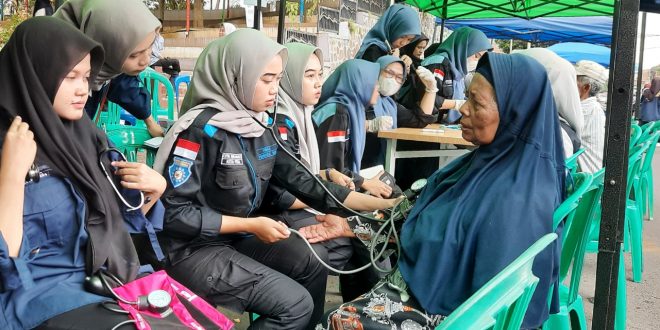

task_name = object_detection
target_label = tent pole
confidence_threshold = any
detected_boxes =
[634,12,647,114]
[254,0,262,30]
[432,22,438,43]
[277,0,286,43]
[186,0,191,37]
[510,39,513,53]
[439,19,445,43]
[593,0,640,328]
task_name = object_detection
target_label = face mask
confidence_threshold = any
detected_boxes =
[379,77,401,97]
[466,58,478,73]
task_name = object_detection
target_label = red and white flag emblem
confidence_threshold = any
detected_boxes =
[174,138,200,160]
[327,130,346,143]
[433,69,445,81]
[278,127,288,140]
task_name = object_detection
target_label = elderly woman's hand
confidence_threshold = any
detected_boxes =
[299,214,355,243]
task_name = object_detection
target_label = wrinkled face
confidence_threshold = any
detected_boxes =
[459,73,500,145]
[369,84,380,105]
[252,54,284,112]
[301,53,323,106]
[391,34,416,49]
[121,30,156,76]
[53,54,91,121]
[576,76,590,100]
[413,40,428,58]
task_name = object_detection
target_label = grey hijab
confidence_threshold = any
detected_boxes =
[275,42,322,174]
[154,29,288,173]
[517,48,584,157]
[54,0,160,90]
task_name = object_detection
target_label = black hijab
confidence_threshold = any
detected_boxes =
[0,17,140,282]
[400,33,429,67]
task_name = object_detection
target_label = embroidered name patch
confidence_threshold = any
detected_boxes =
[257,144,278,160]
[278,127,288,141]
[169,156,193,188]
[327,130,347,143]
[173,138,200,160]
[221,153,243,166]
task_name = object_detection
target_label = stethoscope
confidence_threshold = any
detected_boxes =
[98,147,145,211]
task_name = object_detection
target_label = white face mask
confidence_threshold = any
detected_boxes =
[466,58,479,73]
[378,77,401,97]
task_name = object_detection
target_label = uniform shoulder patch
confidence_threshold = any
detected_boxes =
[278,126,288,140]
[203,124,218,138]
[168,156,193,188]
[284,117,295,129]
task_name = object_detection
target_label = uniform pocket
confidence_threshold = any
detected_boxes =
[215,167,251,189]
[23,177,78,248]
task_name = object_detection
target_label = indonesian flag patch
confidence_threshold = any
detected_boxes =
[278,127,288,141]
[173,138,200,160]
[327,130,347,143]
[433,69,445,81]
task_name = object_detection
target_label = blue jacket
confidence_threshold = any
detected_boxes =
[0,166,164,329]
[85,74,152,121]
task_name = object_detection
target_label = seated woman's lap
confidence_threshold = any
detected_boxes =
[164,236,322,316]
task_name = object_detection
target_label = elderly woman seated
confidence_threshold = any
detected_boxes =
[302,52,566,330]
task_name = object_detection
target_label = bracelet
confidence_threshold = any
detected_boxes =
[325,168,332,180]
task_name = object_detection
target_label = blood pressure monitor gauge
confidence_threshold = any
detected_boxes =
[410,178,427,194]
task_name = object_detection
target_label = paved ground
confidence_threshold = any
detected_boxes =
[218,149,660,329]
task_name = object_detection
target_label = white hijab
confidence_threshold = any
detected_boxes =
[517,48,584,157]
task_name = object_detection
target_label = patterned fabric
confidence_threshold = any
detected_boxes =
[316,270,445,330]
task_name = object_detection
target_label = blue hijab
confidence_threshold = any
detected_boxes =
[355,4,421,59]
[399,53,565,328]
[374,55,406,129]
[423,27,492,122]
[312,59,380,172]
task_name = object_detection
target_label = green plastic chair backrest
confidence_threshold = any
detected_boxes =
[630,124,643,148]
[106,127,156,167]
[436,233,558,330]
[627,142,650,198]
[565,148,586,175]
[553,173,594,231]
[639,131,660,175]
[559,169,605,306]
[139,67,175,122]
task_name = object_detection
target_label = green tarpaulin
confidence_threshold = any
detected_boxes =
[405,0,615,20]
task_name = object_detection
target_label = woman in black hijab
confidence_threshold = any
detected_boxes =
[0,17,166,329]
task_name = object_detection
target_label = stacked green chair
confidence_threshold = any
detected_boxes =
[626,141,651,283]
[640,123,660,221]
[630,124,643,148]
[565,149,585,175]
[436,234,558,330]
[139,67,175,123]
[106,127,156,167]
[543,171,603,330]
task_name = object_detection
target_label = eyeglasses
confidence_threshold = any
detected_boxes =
[98,148,145,211]
[383,68,405,84]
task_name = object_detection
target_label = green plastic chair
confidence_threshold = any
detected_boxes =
[436,233,558,330]
[565,149,586,175]
[139,67,175,123]
[626,141,651,283]
[553,173,594,232]
[630,124,643,148]
[543,171,602,330]
[106,127,156,167]
[640,126,660,221]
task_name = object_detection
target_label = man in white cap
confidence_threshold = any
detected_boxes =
[575,60,608,173]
